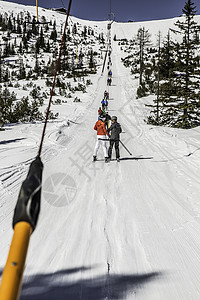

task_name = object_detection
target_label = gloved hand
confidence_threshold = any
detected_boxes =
[13,156,43,231]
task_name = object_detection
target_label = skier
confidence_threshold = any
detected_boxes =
[98,110,105,120]
[108,70,112,77]
[104,90,109,100]
[98,107,102,116]
[93,116,109,162]
[105,99,108,110]
[107,77,112,86]
[101,98,107,110]
[105,111,111,129]
[107,116,122,162]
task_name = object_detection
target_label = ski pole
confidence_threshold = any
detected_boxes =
[97,138,132,155]
[0,157,43,300]
[119,140,132,155]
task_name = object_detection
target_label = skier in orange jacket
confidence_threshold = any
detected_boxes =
[93,116,109,162]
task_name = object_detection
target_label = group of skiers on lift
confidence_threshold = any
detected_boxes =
[93,66,122,163]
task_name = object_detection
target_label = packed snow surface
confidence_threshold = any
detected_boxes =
[1,2,200,299]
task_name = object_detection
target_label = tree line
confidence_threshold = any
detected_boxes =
[121,0,200,129]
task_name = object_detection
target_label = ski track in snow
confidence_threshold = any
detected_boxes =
[1,7,200,300]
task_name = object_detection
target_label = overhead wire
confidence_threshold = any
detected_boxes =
[0,1,73,299]
[37,0,72,157]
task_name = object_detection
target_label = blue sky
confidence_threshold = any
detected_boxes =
[4,0,200,22]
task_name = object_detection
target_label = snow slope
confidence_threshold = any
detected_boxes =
[1,3,200,299]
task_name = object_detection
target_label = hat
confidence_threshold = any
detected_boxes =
[111,116,117,121]
[99,116,105,121]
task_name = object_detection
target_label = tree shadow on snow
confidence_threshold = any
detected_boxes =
[0,138,26,145]
[20,266,163,300]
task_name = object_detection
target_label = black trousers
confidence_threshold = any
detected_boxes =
[108,140,120,159]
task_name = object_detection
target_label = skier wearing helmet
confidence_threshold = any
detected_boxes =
[93,116,109,163]
[107,116,122,162]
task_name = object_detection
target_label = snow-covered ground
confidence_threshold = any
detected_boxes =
[1,2,200,299]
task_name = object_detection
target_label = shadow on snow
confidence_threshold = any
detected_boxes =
[19,267,162,300]
[0,138,26,145]
[120,156,154,161]
[96,157,153,162]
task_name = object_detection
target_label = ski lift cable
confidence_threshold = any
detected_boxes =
[0,1,72,300]
[38,0,72,157]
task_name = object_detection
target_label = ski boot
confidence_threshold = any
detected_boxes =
[116,158,120,162]
[105,157,109,163]
[93,156,97,162]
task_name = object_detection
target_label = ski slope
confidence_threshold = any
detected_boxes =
[1,9,200,300]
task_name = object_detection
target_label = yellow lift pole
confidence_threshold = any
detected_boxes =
[0,222,32,300]
[0,157,43,300]
[36,0,39,22]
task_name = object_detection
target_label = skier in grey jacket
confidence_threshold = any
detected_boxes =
[108,116,122,161]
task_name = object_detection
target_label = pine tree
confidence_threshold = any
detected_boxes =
[148,0,200,128]
[18,60,26,79]
[0,50,2,83]
[136,27,151,85]
[45,40,50,53]
[82,26,87,38]
[7,17,13,31]
[50,28,57,42]
[159,31,175,80]
[34,55,40,75]
[78,49,84,69]
[0,88,17,123]
[39,27,45,48]
[88,50,95,71]
[72,23,77,35]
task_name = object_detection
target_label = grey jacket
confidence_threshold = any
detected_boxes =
[108,122,122,140]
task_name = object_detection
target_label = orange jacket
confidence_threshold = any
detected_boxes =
[94,120,108,136]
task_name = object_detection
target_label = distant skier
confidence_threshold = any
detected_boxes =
[93,116,109,163]
[98,107,102,116]
[108,116,122,162]
[99,107,106,120]
[101,98,108,110]
[105,111,111,129]
[104,90,109,100]
[108,70,112,77]
[107,77,112,86]
[105,99,108,110]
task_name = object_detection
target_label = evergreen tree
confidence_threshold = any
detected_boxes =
[7,17,13,31]
[148,0,200,128]
[0,50,2,83]
[0,88,17,123]
[45,40,50,52]
[18,60,26,79]
[39,27,45,48]
[3,67,9,82]
[34,55,40,75]
[77,49,84,69]
[22,34,28,50]
[82,25,87,38]
[31,17,38,35]
[72,23,77,34]
[50,28,57,42]
[88,50,96,71]
[159,31,175,79]
[23,21,26,35]
[136,27,151,85]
